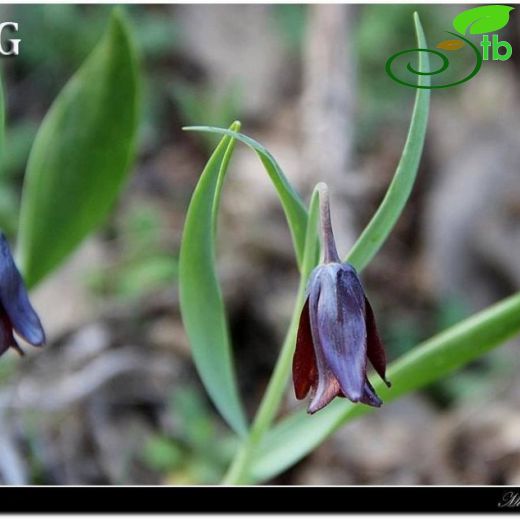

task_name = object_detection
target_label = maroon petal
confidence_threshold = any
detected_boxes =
[293,298,317,400]
[0,308,23,357]
[365,296,391,387]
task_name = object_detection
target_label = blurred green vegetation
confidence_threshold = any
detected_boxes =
[171,82,243,150]
[273,4,307,52]
[0,354,17,384]
[354,5,455,144]
[87,202,178,301]
[142,387,237,484]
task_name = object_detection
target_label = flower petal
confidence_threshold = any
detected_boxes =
[0,311,12,356]
[0,307,23,357]
[316,264,367,402]
[307,370,341,414]
[365,296,391,387]
[307,268,343,413]
[360,377,382,407]
[293,298,317,400]
[0,234,45,346]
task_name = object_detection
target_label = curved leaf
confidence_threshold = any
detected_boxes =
[17,9,140,288]
[251,291,520,483]
[179,122,248,436]
[453,5,514,35]
[183,126,308,271]
[346,12,430,271]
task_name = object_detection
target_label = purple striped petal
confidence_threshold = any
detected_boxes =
[360,377,382,407]
[307,266,343,413]
[318,264,367,402]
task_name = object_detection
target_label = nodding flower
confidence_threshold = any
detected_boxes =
[292,185,390,414]
[0,233,45,357]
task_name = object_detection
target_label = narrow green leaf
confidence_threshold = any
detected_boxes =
[347,12,430,272]
[17,9,140,287]
[179,122,248,436]
[252,291,520,483]
[301,185,321,282]
[183,126,308,271]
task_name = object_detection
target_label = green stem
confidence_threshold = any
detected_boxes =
[223,282,307,484]
[223,185,321,484]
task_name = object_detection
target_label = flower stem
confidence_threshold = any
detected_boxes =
[223,184,321,484]
[223,281,307,484]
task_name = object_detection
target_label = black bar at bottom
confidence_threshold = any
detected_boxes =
[1,486,520,513]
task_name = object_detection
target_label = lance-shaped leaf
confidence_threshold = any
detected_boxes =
[453,5,514,35]
[184,126,308,271]
[17,9,140,288]
[346,12,430,271]
[179,122,248,436]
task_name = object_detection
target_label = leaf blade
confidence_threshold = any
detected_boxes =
[183,126,308,270]
[17,9,140,287]
[346,12,430,271]
[179,122,248,436]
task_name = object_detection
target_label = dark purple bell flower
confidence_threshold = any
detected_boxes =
[293,185,390,414]
[0,233,45,357]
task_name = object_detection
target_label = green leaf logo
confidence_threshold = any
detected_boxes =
[453,5,514,35]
